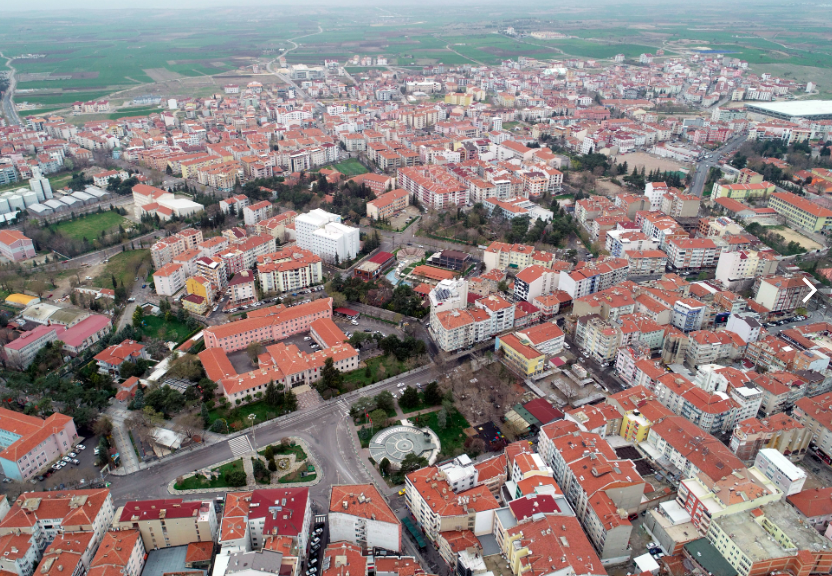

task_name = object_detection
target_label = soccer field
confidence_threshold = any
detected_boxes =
[329,159,369,177]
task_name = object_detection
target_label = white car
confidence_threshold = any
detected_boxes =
[304,337,312,341]
[397,382,406,388]
[76,445,86,450]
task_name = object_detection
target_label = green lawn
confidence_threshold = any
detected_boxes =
[416,408,470,457]
[139,315,193,343]
[174,459,244,490]
[93,249,151,292]
[53,211,129,241]
[343,355,408,388]
[208,399,291,433]
[399,392,435,414]
[328,159,369,177]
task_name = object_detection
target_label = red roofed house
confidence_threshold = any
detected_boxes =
[0,409,78,480]
[116,377,140,402]
[213,488,311,552]
[329,484,401,553]
[94,340,147,376]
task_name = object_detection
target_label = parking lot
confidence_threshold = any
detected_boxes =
[2,435,104,492]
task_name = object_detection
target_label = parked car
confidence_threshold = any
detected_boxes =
[71,459,80,465]
[76,445,85,450]
[61,456,71,463]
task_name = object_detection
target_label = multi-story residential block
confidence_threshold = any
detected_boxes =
[793,391,832,461]
[113,499,218,550]
[88,530,145,576]
[196,256,228,291]
[255,211,297,243]
[664,237,723,272]
[676,467,781,534]
[574,314,621,363]
[474,294,516,335]
[787,487,832,534]
[753,275,812,313]
[496,333,546,377]
[605,230,658,258]
[220,194,249,215]
[714,249,779,289]
[4,324,65,369]
[397,165,469,209]
[0,489,115,554]
[404,466,500,542]
[624,249,667,275]
[328,484,401,553]
[243,200,272,227]
[257,247,323,294]
[228,270,257,305]
[559,257,628,298]
[754,448,806,495]
[152,262,186,296]
[0,409,78,480]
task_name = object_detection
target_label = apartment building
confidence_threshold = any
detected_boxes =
[220,194,249,215]
[559,257,628,298]
[605,230,658,258]
[753,275,812,313]
[474,294,516,335]
[0,409,78,481]
[4,324,65,369]
[768,191,832,232]
[243,200,272,227]
[150,228,205,268]
[328,484,401,553]
[113,499,218,550]
[397,165,469,209]
[257,247,323,294]
[0,489,115,554]
[430,307,492,352]
[496,334,546,377]
[502,515,606,576]
[664,237,723,272]
[714,249,779,289]
[793,391,832,460]
[88,530,145,576]
[196,256,228,291]
[256,211,297,243]
[404,466,500,542]
[754,448,806,495]
[624,249,667,275]
[152,262,186,296]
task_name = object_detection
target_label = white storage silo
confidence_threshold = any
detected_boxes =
[0,197,11,215]
[7,195,25,211]
[22,191,38,207]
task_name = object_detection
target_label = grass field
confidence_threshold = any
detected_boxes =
[208,399,290,433]
[53,211,128,241]
[93,249,151,292]
[139,315,194,343]
[343,355,408,388]
[414,407,470,457]
[327,159,369,177]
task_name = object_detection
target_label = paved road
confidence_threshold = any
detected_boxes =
[105,358,460,509]
[689,134,748,197]
[0,52,20,126]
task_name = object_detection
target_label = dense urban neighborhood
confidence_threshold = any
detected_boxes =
[6,6,832,576]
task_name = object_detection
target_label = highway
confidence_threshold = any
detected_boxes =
[688,134,747,197]
[0,52,21,126]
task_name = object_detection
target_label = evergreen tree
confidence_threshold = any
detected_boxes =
[201,403,210,426]
[133,387,145,410]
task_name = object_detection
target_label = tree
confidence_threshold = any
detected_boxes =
[437,408,448,429]
[424,381,442,405]
[399,386,420,409]
[369,408,388,429]
[318,357,343,394]
[247,342,265,364]
[96,436,109,465]
[29,280,47,298]
[379,457,391,475]
[265,382,281,407]
[284,390,298,412]
[201,403,210,426]
[268,458,277,472]
[132,306,144,329]
[265,445,275,460]
[92,416,113,437]
[225,469,247,487]
[375,390,395,413]
[399,453,428,474]
[131,386,145,410]
[199,379,218,402]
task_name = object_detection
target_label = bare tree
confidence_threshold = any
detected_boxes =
[174,412,203,439]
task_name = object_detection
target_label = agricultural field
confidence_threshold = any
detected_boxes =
[52,211,129,241]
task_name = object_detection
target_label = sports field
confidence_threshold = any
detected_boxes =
[328,159,369,177]
[53,211,128,241]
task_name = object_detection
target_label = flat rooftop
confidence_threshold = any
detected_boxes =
[713,500,831,562]
[746,100,832,119]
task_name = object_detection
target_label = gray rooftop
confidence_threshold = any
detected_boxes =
[143,546,204,576]
[225,550,284,575]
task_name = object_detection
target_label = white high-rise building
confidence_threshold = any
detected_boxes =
[295,209,360,263]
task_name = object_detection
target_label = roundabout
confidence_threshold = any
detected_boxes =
[368,424,440,468]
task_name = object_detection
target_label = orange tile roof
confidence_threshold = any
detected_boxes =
[204,298,332,341]
[91,530,140,568]
[329,484,399,524]
[406,467,499,517]
[1,489,111,531]
[505,515,604,575]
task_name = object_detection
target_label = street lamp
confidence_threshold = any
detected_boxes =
[248,414,257,450]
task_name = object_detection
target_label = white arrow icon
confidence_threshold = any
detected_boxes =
[803,277,817,303]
